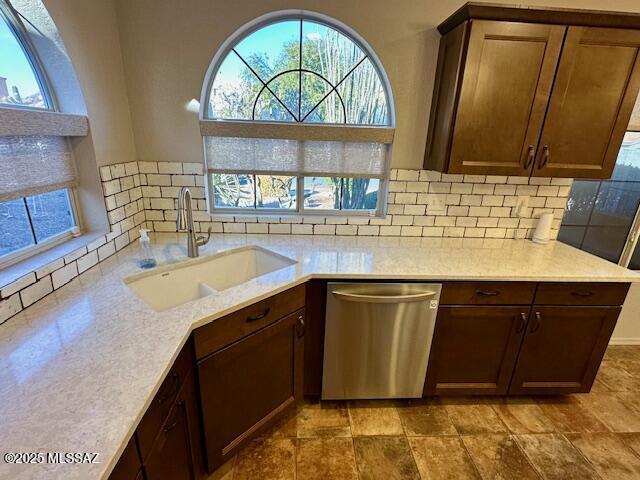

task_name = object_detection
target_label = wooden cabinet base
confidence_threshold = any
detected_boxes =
[197,309,305,472]
[509,307,620,394]
[424,306,528,396]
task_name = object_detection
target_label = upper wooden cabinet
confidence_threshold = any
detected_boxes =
[534,27,640,178]
[425,3,640,179]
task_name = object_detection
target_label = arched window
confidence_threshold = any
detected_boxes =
[0,3,80,266]
[200,12,394,216]
[0,3,52,109]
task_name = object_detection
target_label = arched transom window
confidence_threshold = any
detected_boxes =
[208,19,389,125]
[200,13,395,216]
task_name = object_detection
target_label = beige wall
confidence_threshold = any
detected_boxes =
[114,0,640,169]
[42,0,136,166]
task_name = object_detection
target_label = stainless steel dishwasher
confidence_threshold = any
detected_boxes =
[322,282,442,400]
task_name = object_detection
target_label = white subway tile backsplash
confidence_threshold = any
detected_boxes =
[397,169,419,181]
[20,277,53,307]
[477,217,499,228]
[246,223,269,234]
[468,206,490,217]
[435,217,456,227]
[52,262,78,289]
[158,162,182,174]
[292,224,313,235]
[268,224,289,234]
[77,250,99,273]
[401,226,422,237]
[0,294,22,324]
[4,163,578,325]
[422,226,444,237]
[336,225,358,235]
[456,217,478,227]
[357,225,380,236]
[380,226,401,236]
[2,273,36,298]
[481,195,504,207]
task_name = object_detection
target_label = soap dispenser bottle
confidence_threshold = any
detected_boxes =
[138,229,157,268]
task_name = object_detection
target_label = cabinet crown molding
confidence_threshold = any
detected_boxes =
[438,2,640,35]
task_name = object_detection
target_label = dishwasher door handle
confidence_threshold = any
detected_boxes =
[331,290,436,303]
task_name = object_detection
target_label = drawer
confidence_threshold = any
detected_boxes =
[137,338,194,461]
[534,282,630,306]
[440,282,536,305]
[194,283,306,360]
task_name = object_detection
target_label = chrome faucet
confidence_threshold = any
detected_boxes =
[177,186,211,257]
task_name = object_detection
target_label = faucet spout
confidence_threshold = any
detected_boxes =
[176,186,210,257]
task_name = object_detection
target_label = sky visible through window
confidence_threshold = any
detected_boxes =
[0,10,46,108]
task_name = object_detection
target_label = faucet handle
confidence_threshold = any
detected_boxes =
[196,225,212,247]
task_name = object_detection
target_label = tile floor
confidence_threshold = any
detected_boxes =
[209,346,640,480]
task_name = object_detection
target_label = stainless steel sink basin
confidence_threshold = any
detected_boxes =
[124,245,296,311]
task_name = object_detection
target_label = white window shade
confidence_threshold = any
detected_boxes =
[0,135,76,202]
[204,136,388,177]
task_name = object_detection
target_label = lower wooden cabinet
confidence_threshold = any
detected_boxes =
[144,370,204,480]
[197,309,305,472]
[509,306,620,394]
[424,306,528,395]
[108,436,142,480]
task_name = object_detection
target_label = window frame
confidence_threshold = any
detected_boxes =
[0,1,57,111]
[559,128,640,270]
[0,3,82,268]
[0,187,79,268]
[200,10,394,217]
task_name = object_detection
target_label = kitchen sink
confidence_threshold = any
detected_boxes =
[124,245,296,311]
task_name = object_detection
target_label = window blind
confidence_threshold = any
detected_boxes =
[0,135,76,202]
[204,136,389,177]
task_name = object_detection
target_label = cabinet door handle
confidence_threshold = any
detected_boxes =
[571,291,594,297]
[538,145,549,169]
[157,373,179,405]
[516,312,528,333]
[296,315,305,338]
[476,290,499,297]
[163,400,184,433]
[524,145,535,169]
[530,311,542,333]
[247,307,270,322]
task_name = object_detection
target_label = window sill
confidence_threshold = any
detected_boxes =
[0,231,105,290]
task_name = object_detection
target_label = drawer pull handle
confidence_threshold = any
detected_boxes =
[516,312,527,333]
[163,421,178,433]
[524,145,535,169]
[476,290,499,296]
[530,312,542,333]
[539,145,549,169]
[571,291,594,297]
[163,400,185,433]
[247,307,271,322]
[297,315,305,338]
[157,373,179,405]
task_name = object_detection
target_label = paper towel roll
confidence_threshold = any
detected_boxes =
[532,212,554,244]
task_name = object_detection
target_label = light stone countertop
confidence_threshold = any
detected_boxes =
[1,233,638,480]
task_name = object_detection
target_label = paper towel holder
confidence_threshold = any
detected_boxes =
[532,212,554,245]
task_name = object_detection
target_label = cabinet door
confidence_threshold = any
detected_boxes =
[509,307,620,394]
[198,310,304,472]
[108,436,141,480]
[424,306,529,396]
[144,372,200,480]
[534,27,640,178]
[449,21,564,175]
